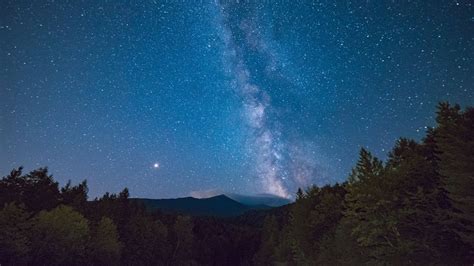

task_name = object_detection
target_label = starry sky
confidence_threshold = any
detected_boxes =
[1,0,472,199]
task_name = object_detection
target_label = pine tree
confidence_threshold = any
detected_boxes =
[435,102,474,258]
[345,148,403,262]
[385,138,450,263]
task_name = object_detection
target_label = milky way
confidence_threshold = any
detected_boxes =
[216,1,321,198]
[1,1,472,199]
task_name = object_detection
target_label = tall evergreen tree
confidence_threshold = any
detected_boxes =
[435,102,474,258]
[345,148,406,262]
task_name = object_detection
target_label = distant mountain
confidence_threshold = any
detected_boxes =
[132,194,272,217]
[226,193,292,207]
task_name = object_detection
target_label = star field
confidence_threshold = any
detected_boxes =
[1,0,472,198]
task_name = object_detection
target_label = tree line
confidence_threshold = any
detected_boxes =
[0,170,260,265]
[254,102,473,265]
[1,102,473,265]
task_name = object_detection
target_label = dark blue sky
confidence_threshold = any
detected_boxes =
[1,0,472,199]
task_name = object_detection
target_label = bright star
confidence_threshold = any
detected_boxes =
[153,163,160,169]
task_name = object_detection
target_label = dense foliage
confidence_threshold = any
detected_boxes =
[254,102,473,265]
[0,168,261,265]
[0,102,472,265]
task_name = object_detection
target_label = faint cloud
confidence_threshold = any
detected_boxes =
[189,189,223,199]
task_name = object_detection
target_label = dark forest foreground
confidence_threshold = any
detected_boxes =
[1,102,473,265]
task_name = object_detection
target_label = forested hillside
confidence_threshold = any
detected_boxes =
[1,102,472,265]
[254,102,474,265]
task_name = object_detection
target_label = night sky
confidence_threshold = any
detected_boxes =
[1,1,472,199]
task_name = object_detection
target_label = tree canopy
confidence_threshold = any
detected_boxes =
[0,102,472,265]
